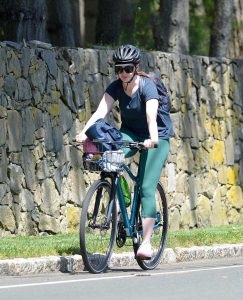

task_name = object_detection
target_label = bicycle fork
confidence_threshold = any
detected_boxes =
[90,176,116,230]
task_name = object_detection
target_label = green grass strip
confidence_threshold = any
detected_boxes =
[0,224,243,259]
[167,224,243,249]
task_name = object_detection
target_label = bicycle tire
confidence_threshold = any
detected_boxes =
[133,182,168,270]
[80,179,117,273]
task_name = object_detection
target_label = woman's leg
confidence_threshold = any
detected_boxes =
[137,139,170,258]
[120,128,140,158]
[119,132,170,258]
[139,139,170,219]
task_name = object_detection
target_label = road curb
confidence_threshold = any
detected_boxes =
[1,243,243,276]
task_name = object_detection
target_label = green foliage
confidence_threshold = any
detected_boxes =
[120,0,216,55]
[189,0,215,56]
[120,0,159,50]
[134,0,159,49]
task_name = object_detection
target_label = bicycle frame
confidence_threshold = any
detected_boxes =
[115,164,140,238]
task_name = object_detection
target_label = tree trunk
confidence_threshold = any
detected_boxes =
[0,0,47,42]
[78,0,86,46]
[229,0,243,58]
[84,0,98,45]
[155,0,189,54]
[121,0,138,44]
[209,0,233,57]
[95,0,122,45]
[47,0,77,47]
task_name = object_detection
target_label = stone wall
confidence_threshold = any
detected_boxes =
[0,41,242,236]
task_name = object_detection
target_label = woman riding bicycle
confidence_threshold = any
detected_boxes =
[76,44,174,260]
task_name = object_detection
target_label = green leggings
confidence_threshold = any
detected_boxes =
[121,129,170,218]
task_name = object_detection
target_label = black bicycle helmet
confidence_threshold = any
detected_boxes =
[113,44,141,64]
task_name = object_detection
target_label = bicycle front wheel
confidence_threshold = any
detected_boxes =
[80,179,117,273]
[134,182,168,270]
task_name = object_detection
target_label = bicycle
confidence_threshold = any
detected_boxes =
[79,140,168,274]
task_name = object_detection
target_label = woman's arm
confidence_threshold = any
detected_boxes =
[76,92,115,142]
[144,99,159,148]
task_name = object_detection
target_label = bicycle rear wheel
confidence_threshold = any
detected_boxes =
[80,179,117,273]
[133,182,168,270]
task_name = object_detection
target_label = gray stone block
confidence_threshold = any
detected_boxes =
[7,110,22,152]
[41,50,58,79]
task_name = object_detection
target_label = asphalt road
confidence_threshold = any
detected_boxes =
[0,257,243,300]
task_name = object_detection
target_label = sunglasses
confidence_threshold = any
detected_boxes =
[115,65,135,74]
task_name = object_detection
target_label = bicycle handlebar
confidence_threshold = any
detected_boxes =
[122,140,158,149]
[91,139,158,150]
[72,139,158,150]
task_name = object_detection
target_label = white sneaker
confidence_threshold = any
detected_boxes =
[136,240,152,260]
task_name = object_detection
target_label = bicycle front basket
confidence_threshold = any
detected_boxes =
[102,150,125,172]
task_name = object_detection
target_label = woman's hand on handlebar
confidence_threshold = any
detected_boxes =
[143,139,158,148]
[76,132,87,143]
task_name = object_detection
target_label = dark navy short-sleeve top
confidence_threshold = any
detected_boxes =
[105,77,174,139]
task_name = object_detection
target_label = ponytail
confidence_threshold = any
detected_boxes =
[136,71,151,78]
[137,71,157,85]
